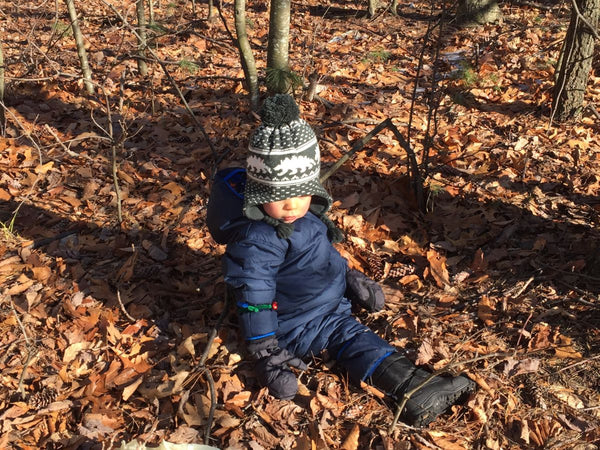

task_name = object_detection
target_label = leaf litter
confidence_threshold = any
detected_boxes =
[0,0,599,448]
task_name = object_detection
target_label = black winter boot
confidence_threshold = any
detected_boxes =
[370,353,475,427]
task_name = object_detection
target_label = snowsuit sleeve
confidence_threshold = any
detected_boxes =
[223,227,288,341]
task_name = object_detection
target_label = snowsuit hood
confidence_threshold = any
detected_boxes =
[206,167,248,245]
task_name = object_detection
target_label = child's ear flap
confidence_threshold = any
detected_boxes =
[308,198,328,215]
[244,204,265,220]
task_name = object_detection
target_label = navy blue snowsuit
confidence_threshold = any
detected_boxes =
[209,169,395,382]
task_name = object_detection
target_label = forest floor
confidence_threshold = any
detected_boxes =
[0,0,599,448]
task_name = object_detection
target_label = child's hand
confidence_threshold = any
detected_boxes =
[345,269,385,312]
[255,347,307,400]
[247,336,307,400]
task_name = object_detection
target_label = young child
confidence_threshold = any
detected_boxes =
[208,94,475,427]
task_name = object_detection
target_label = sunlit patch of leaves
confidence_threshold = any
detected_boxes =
[1,0,600,448]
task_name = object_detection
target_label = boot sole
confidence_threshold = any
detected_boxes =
[403,379,475,427]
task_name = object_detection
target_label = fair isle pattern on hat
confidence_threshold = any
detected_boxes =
[247,119,319,186]
[243,95,332,221]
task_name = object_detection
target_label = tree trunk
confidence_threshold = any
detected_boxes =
[456,0,502,26]
[64,0,94,95]
[369,0,399,16]
[136,0,148,76]
[0,39,5,135]
[266,0,291,93]
[234,0,259,110]
[368,0,378,17]
[208,0,214,21]
[148,0,155,24]
[552,0,600,122]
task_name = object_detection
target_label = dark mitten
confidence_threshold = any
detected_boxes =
[345,269,385,312]
[247,337,307,400]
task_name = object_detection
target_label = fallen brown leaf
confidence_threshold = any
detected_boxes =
[340,424,360,450]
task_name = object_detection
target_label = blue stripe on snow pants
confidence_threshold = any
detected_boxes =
[277,312,395,382]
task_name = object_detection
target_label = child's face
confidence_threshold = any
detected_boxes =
[263,196,312,223]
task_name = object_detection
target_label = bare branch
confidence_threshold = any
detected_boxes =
[570,0,600,39]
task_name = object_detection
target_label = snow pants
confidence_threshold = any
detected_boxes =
[276,298,395,382]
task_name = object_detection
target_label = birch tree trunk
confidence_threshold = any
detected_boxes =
[234,0,259,110]
[552,0,600,121]
[266,0,291,93]
[64,0,94,95]
[136,0,148,76]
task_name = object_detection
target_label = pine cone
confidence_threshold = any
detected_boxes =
[366,253,386,281]
[388,262,417,279]
[28,387,57,410]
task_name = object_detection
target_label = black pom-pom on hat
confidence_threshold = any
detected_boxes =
[260,94,300,127]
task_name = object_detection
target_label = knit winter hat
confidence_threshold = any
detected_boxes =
[243,94,342,242]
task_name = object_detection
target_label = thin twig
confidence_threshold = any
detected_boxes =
[585,104,600,120]
[320,118,390,183]
[581,405,600,411]
[215,1,236,44]
[203,368,217,446]
[553,280,597,307]
[30,229,79,249]
[556,354,600,373]
[514,311,534,355]
[185,289,232,444]
[320,118,389,128]
[117,290,136,322]
[43,124,93,161]
[387,120,424,210]
[511,276,535,298]
[569,0,600,39]
[535,259,600,283]
[10,300,37,396]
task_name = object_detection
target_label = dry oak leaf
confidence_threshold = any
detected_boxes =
[31,266,51,282]
[122,376,144,401]
[503,358,540,377]
[470,248,488,273]
[62,341,93,363]
[315,392,345,417]
[415,338,435,366]
[554,334,582,359]
[427,248,450,288]
[263,401,303,428]
[529,323,552,350]
[426,430,469,450]
[477,295,496,326]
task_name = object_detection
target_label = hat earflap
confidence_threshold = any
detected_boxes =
[309,203,344,243]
